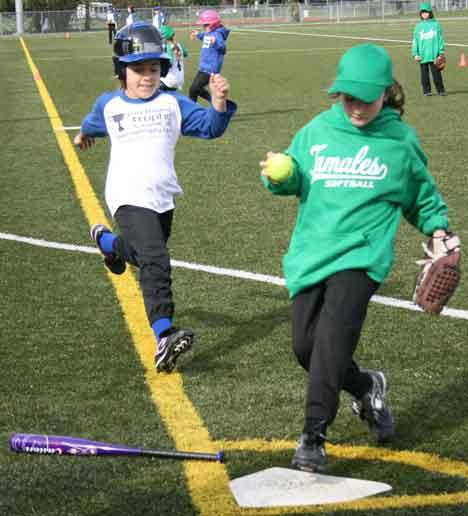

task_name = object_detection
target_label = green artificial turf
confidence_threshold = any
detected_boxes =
[0,19,467,516]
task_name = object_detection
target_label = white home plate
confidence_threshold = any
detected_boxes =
[229,467,392,508]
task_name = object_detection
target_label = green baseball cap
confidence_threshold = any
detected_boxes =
[419,2,433,12]
[160,25,174,39]
[328,44,394,103]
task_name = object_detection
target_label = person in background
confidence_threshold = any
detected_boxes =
[260,43,453,473]
[152,6,166,32]
[74,22,237,375]
[106,5,117,45]
[189,9,230,104]
[126,5,136,26]
[412,2,447,96]
[291,1,301,22]
[160,25,188,91]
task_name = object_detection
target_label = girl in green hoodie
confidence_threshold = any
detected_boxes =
[412,2,446,96]
[261,43,452,473]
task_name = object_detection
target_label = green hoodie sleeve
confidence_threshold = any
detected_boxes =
[401,140,448,235]
[412,24,420,57]
[261,125,312,195]
[437,21,445,54]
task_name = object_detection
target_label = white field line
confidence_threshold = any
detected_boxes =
[31,45,391,62]
[28,19,468,61]
[55,126,81,131]
[38,34,451,134]
[232,16,468,29]
[234,27,468,48]
[35,38,468,63]
[1,230,467,321]
[234,26,410,44]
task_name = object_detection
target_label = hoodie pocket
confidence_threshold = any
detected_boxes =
[284,231,371,282]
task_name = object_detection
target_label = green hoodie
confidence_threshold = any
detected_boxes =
[412,18,445,63]
[165,40,189,65]
[262,103,448,298]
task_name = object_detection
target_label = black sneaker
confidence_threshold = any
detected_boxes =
[291,432,327,473]
[90,224,126,275]
[352,370,395,443]
[424,92,432,96]
[155,328,194,373]
[438,91,448,96]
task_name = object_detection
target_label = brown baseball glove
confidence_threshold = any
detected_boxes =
[413,233,461,314]
[434,54,446,71]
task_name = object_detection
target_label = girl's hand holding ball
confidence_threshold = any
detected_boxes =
[261,152,294,183]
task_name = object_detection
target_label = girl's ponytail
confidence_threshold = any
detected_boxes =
[384,80,405,116]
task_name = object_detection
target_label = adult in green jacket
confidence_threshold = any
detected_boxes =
[412,2,447,95]
[260,43,452,473]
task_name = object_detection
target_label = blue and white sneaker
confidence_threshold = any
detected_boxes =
[90,224,126,275]
[352,370,396,443]
[155,328,194,373]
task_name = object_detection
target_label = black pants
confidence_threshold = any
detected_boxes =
[113,205,174,326]
[292,270,379,433]
[420,62,445,94]
[107,23,116,45]
[189,71,211,103]
[159,83,177,92]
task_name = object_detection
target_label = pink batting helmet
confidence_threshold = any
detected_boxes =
[197,9,221,29]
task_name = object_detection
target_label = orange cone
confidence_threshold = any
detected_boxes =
[458,52,468,67]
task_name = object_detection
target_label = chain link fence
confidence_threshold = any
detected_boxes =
[1,1,468,36]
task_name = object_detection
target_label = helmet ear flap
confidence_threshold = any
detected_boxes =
[122,39,133,56]
[113,37,132,59]
[113,56,169,81]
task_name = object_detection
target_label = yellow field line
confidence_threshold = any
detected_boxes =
[222,439,468,479]
[220,490,468,515]
[217,439,468,514]
[19,36,237,516]
[19,36,468,515]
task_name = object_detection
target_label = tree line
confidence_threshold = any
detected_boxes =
[0,0,264,11]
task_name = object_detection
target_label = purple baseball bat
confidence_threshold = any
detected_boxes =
[10,433,225,462]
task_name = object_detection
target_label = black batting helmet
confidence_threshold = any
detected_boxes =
[113,22,170,79]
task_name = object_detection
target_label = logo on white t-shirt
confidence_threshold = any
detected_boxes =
[112,113,125,131]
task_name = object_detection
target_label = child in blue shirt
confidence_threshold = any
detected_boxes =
[74,22,236,374]
[189,9,230,104]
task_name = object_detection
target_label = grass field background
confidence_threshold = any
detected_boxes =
[1,17,468,516]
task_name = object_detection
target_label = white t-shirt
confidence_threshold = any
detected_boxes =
[103,93,182,215]
[161,43,186,90]
[106,12,116,24]
[80,90,236,216]
[152,12,164,30]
